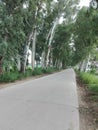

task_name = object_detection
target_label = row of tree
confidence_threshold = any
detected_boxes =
[0,0,97,74]
[73,6,98,71]
[0,0,79,74]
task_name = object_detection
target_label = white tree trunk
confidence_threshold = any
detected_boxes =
[17,57,21,71]
[24,32,33,67]
[79,60,87,72]
[20,32,33,72]
[23,0,42,71]
[78,61,84,72]
[45,0,71,68]
[31,28,37,70]
[41,51,45,68]
[31,2,41,70]
[85,55,90,72]
[46,18,59,67]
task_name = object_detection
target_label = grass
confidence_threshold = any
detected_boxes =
[32,68,43,76]
[80,72,98,85]
[0,67,58,83]
[42,67,56,74]
[91,95,98,101]
[79,72,98,100]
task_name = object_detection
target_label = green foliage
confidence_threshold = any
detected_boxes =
[32,67,57,75]
[0,0,80,73]
[89,84,98,93]
[0,67,58,82]
[79,72,98,101]
[0,72,20,82]
[52,23,73,67]
[42,67,56,74]
[0,69,32,82]
[73,7,98,65]
[22,69,33,78]
[90,68,96,74]
[79,72,98,93]
[91,95,98,101]
[32,68,43,76]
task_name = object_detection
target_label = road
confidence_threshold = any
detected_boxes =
[0,69,79,130]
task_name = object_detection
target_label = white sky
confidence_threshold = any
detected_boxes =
[59,0,90,23]
[79,0,90,7]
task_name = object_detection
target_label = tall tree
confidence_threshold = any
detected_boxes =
[52,23,72,68]
[72,7,98,71]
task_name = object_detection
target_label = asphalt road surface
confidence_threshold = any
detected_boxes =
[0,69,79,130]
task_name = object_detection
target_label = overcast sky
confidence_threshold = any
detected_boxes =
[79,0,90,7]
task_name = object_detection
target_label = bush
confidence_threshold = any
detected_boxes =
[42,68,56,74]
[0,69,33,82]
[79,72,98,93]
[0,67,58,83]
[90,68,96,74]
[89,84,98,93]
[23,69,33,77]
[91,95,98,101]
[0,71,19,82]
[32,68,43,76]
[32,67,57,76]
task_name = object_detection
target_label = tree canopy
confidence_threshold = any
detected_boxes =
[0,0,97,74]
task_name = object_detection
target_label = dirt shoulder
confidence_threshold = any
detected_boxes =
[77,77,98,130]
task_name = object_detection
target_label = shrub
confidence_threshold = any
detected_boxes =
[0,69,33,82]
[91,95,98,101]
[90,68,96,74]
[89,84,98,93]
[32,68,43,76]
[42,68,56,74]
[0,67,58,83]
[0,71,19,82]
[79,72,98,93]
[23,69,33,77]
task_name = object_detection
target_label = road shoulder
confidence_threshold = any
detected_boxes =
[77,77,98,130]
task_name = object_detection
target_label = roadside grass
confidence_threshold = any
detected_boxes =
[42,67,56,74]
[79,72,98,101]
[0,72,19,82]
[0,67,58,83]
[32,68,43,76]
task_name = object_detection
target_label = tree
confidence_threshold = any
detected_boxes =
[72,7,98,71]
[52,23,72,68]
[45,0,79,67]
[72,7,95,65]
[0,0,80,74]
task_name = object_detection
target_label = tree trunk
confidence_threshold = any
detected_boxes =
[20,55,26,73]
[31,28,37,70]
[80,59,89,72]
[85,55,90,72]
[0,56,3,74]
[19,31,34,73]
[31,2,41,70]
[24,32,33,69]
[79,60,85,72]
[19,0,41,72]
[41,51,45,68]
[49,51,53,67]
[46,45,51,68]
[83,60,88,72]
[46,18,59,68]
[78,61,82,71]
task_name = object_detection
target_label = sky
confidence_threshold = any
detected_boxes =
[59,0,90,24]
[79,0,90,7]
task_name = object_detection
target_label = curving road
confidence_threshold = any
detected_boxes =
[0,69,79,130]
